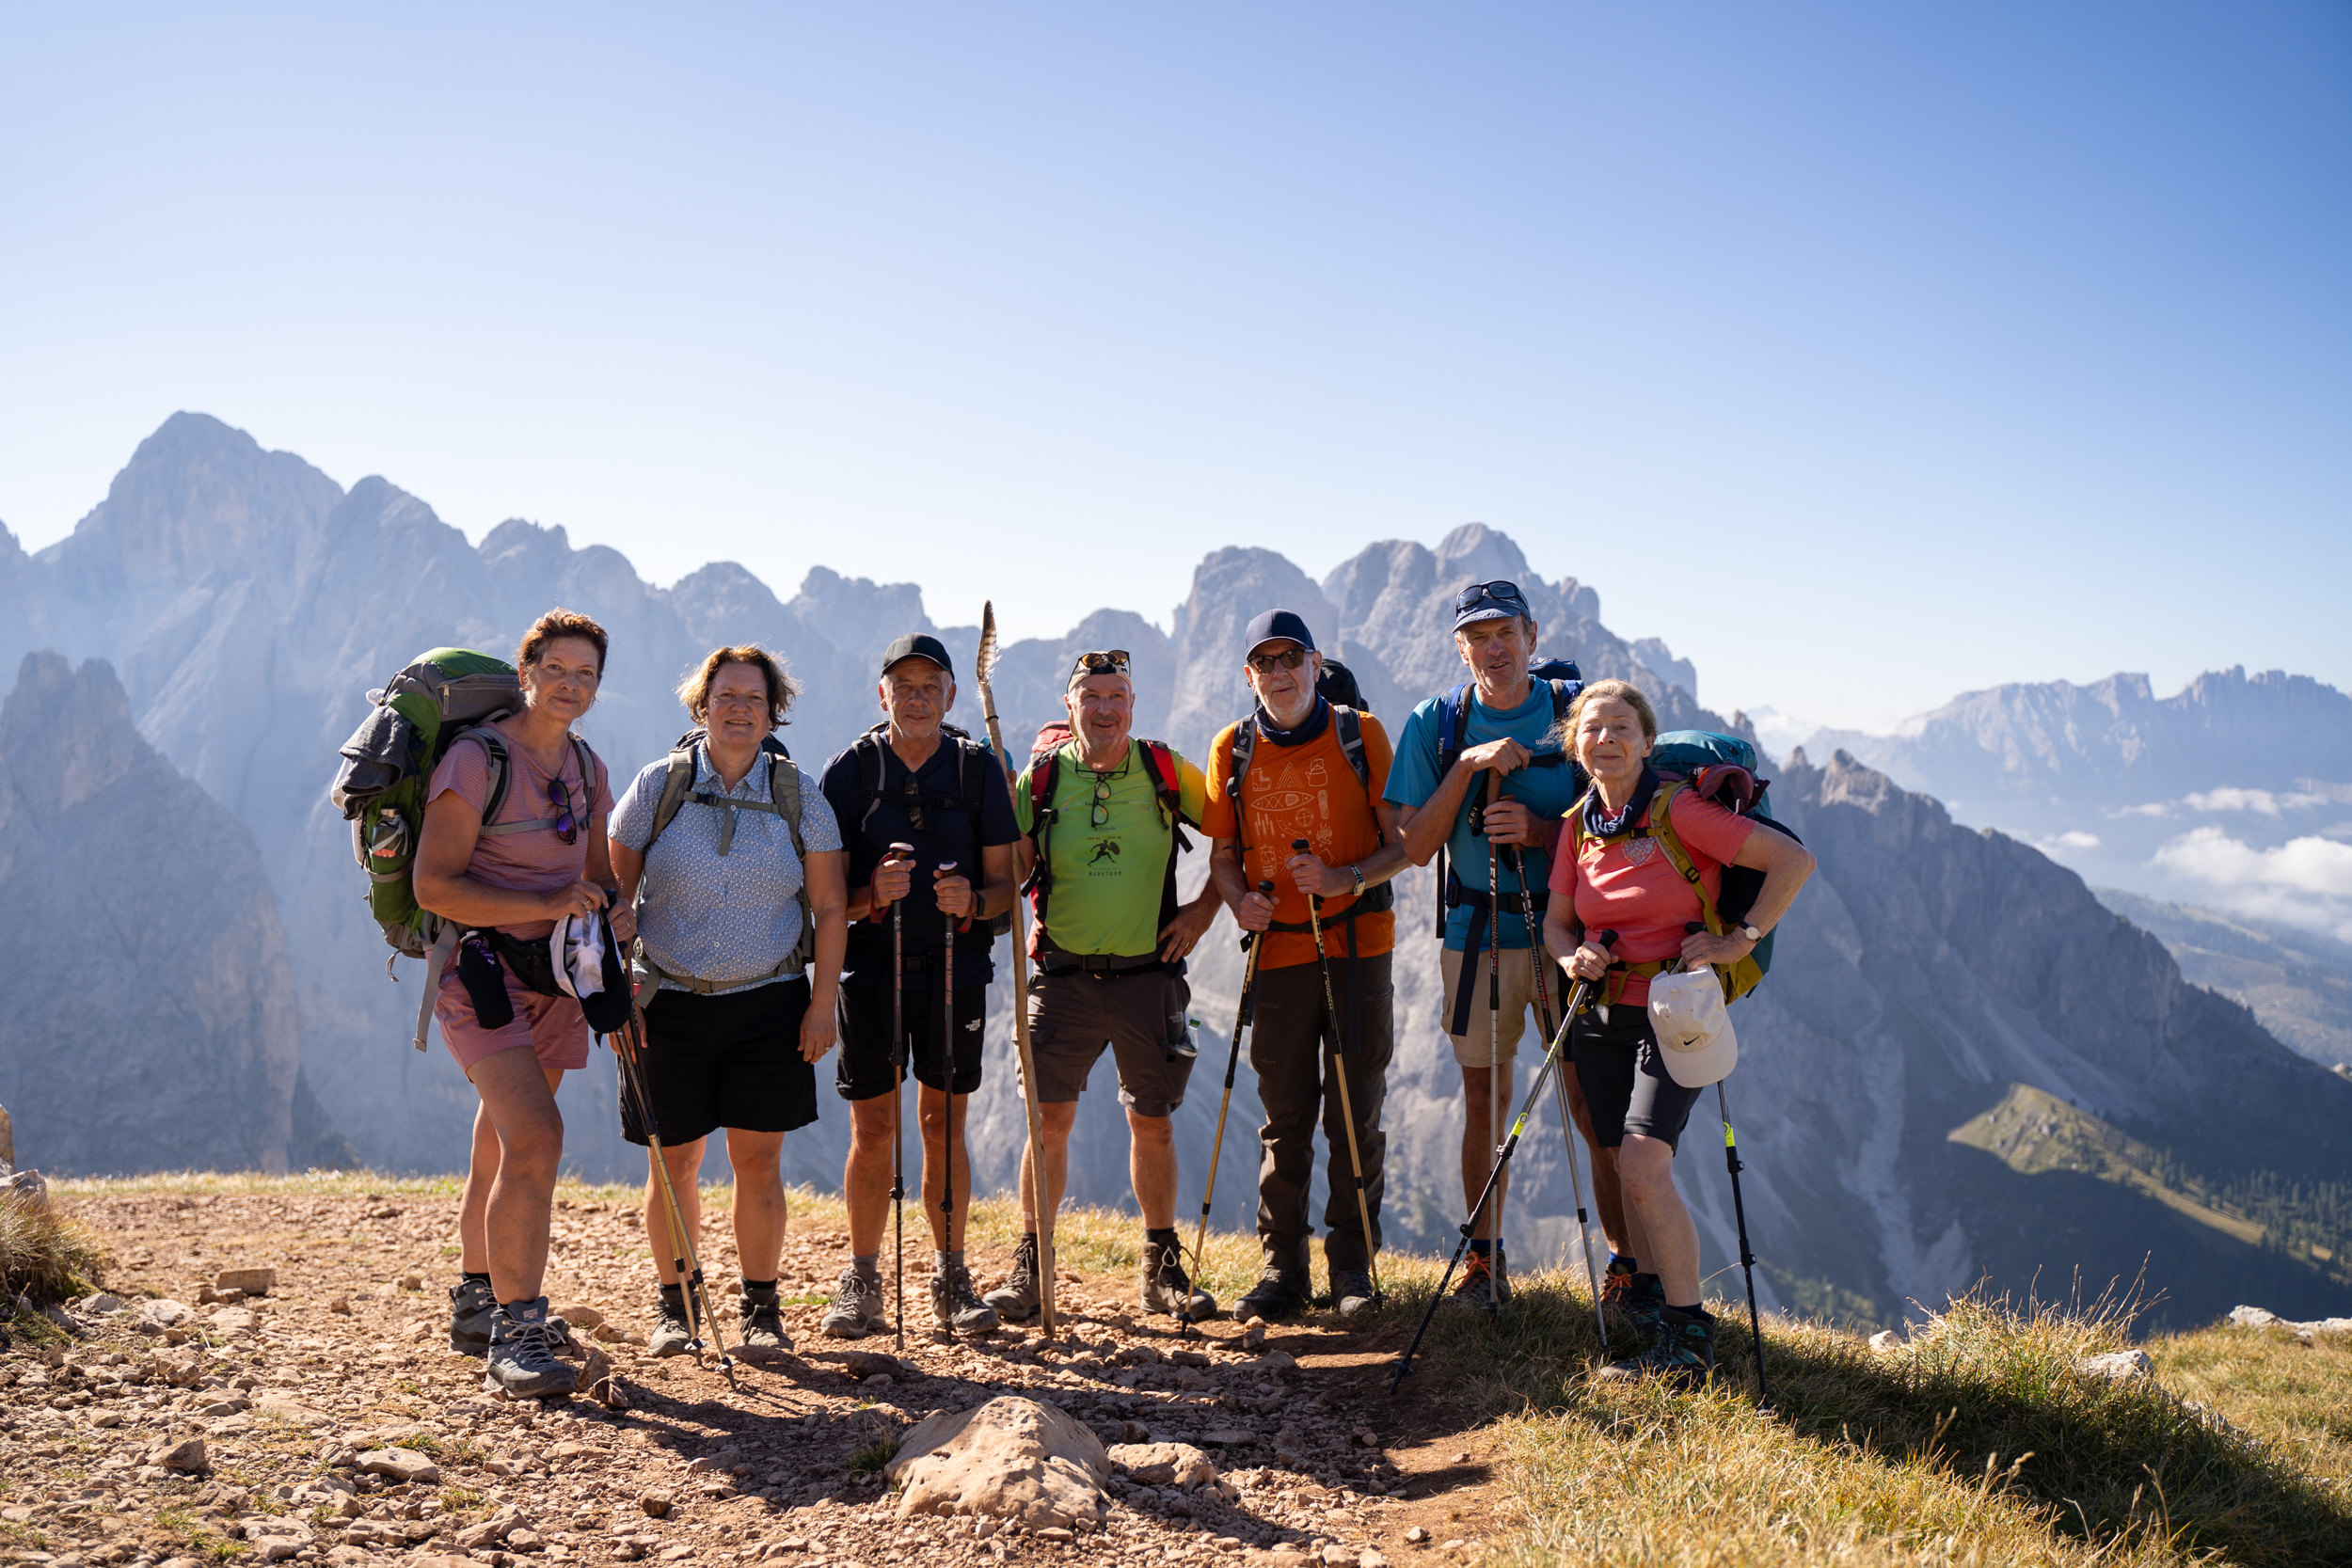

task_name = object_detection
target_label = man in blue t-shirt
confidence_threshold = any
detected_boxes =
[1386,579,1627,1310]
[818,634,1020,1341]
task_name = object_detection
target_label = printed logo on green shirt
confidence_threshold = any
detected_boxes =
[1087,838,1121,866]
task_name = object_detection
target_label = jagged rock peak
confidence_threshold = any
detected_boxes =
[0,652,142,816]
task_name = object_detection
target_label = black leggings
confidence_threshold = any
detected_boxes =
[1571,1002,1703,1152]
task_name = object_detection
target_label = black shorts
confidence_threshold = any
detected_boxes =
[1570,1001,1703,1152]
[621,978,818,1148]
[836,982,988,1100]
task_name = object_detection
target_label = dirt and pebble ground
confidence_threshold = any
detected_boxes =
[1,1189,1515,1568]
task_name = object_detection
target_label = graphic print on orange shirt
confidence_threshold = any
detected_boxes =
[1202,711,1396,971]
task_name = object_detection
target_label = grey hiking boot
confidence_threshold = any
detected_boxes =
[1450,1248,1502,1312]
[1140,1236,1217,1321]
[481,1297,578,1400]
[1331,1266,1379,1319]
[983,1235,1042,1323]
[1596,1305,1715,1391]
[739,1284,792,1352]
[930,1259,1001,1336]
[1236,1266,1311,1323]
[819,1267,888,1340]
[449,1275,496,1357]
[649,1291,694,1357]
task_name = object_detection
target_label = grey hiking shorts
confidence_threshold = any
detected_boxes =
[1025,968,1196,1118]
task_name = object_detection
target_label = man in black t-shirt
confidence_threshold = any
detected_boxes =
[818,633,1020,1338]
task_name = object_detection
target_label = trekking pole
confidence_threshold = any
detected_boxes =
[939,860,960,1327]
[1677,921,1768,1407]
[1188,879,1276,1334]
[611,1012,733,1370]
[887,842,914,1353]
[1481,776,1505,1291]
[1510,840,1609,1360]
[1294,838,1382,1306]
[1391,931,1616,1393]
[973,603,1057,1336]
[1719,1079,1770,1409]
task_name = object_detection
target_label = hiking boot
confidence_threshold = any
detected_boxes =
[1605,1271,1667,1339]
[481,1298,578,1400]
[1494,1244,1513,1305]
[648,1291,694,1357]
[819,1267,888,1340]
[1235,1266,1311,1323]
[739,1284,792,1353]
[1451,1249,1502,1311]
[983,1235,1042,1323]
[1595,1305,1715,1391]
[448,1275,496,1358]
[1331,1266,1379,1319]
[1140,1237,1217,1320]
[931,1259,1001,1337]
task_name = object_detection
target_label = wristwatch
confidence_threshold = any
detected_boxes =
[1349,864,1367,896]
[1740,923,1762,942]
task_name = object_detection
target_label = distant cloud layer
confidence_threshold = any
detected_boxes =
[2153,826,2352,941]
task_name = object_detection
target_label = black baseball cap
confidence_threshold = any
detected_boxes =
[880,633,954,678]
[1242,609,1317,657]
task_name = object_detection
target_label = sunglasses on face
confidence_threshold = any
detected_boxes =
[1071,650,1132,683]
[1248,647,1310,674]
[1454,578,1529,613]
[548,778,579,846]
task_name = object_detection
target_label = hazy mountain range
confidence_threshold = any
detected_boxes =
[3,412,2347,1333]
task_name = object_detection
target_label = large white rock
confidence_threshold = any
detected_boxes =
[884,1396,1111,1530]
[2076,1349,2154,1383]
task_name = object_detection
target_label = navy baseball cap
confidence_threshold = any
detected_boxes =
[880,633,954,678]
[1452,578,1534,631]
[1243,609,1317,657]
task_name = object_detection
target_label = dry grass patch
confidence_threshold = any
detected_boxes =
[1392,1270,2351,1568]
[0,1192,109,1303]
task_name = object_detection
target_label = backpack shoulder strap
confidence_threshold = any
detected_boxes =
[766,750,817,969]
[644,744,700,857]
[1547,678,1574,723]
[447,724,527,836]
[1642,780,1722,934]
[1138,739,1186,826]
[1436,684,1471,772]
[1333,705,1370,792]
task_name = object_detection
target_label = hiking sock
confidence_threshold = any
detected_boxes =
[1634,1271,1662,1294]
[1606,1255,1636,1275]
[1668,1303,1711,1321]
[1146,1227,1180,1253]
[1468,1239,1494,1257]
[933,1250,965,1273]
[852,1254,882,1283]
[462,1271,492,1287]
[659,1284,685,1311]
[742,1279,777,1293]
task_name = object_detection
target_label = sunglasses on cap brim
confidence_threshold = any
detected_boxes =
[1069,650,1133,683]
[1454,578,1529,614]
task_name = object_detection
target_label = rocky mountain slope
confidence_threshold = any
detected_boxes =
[2093,889,2352,1070]
[0,653,331,1174]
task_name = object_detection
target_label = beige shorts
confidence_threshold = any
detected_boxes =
[1440,944,1565,1068]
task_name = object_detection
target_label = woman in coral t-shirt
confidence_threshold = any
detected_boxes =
[1541,679,1813,1390]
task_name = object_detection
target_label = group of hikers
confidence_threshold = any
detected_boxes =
[385,580,1814,1402]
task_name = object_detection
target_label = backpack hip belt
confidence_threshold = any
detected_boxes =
[1032,932,1174,978]
[1442,878,1554,1037]
[635,947,802,997]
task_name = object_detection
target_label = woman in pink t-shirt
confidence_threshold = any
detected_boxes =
[414,608,635,1400]
[1540,679,1813,1391]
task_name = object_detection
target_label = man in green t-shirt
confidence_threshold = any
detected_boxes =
[981,650,1226,1322]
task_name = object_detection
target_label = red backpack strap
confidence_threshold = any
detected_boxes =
[1139,740,1186,825]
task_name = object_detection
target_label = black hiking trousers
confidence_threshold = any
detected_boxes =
[1249,950,1392,1275]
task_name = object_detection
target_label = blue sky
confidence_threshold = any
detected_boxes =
[2,3,2345,731]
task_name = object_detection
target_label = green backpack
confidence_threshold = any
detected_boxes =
[333,649,596,1050]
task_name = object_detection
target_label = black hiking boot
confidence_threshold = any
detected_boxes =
[739,1284,791,1353]
[448,1275,496,1357]
[1235,1266,1311,1323]
[649,1289,694,1357]
[1330,1266,1379,1319]
[983,1235,1042,1323]
[1140,1236,1217,1320]
[1596,1305,1715,1392]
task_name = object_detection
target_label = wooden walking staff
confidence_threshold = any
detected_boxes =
[974,601,1057,1336]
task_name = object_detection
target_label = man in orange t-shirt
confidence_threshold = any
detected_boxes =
[1204,610,1409,1322]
